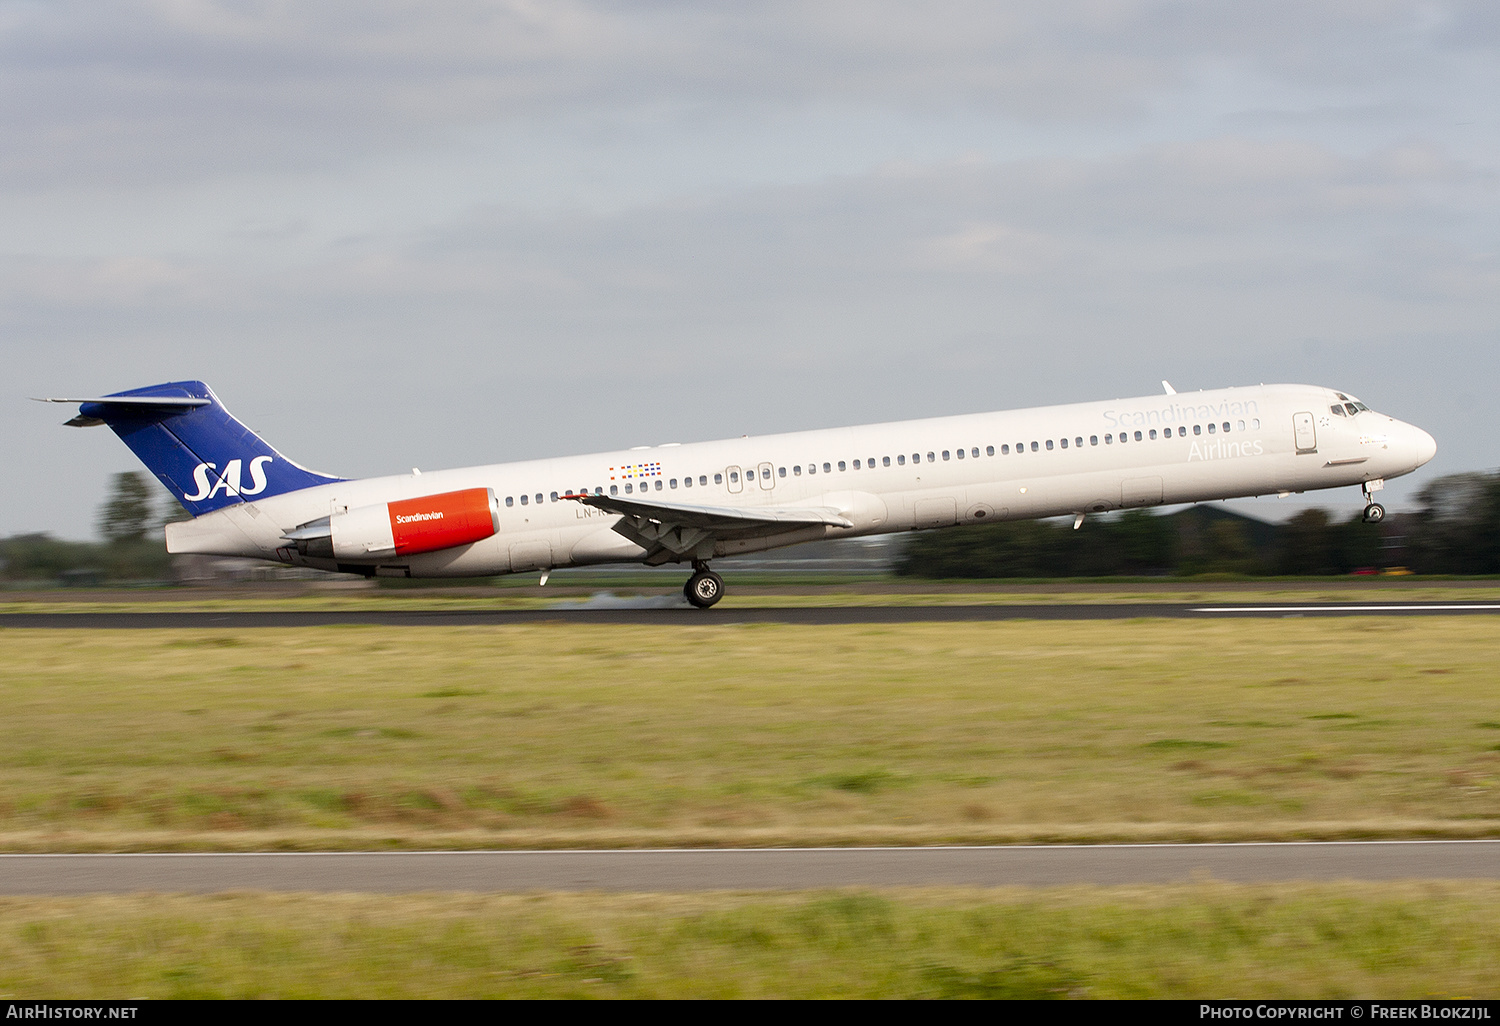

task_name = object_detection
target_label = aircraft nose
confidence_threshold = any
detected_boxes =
[1413,426,1437,468]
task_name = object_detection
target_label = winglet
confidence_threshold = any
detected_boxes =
[1162,380,1177,395]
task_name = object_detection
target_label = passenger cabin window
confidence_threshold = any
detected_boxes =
[683,477,692,488]
[1091,435,1098,445]
[535,494,543,504]
[986,446,994,456]
[955,449,963,460]
[824,463,832,473]
[520,494,528,505]
[1148,430,1156,440]
[793,465,802,475]
[912,454,920,464]
[779,467,787,477]
[868,457,875,467]
[1030,441,1039,452]
[1193,424,1202,435]
[714,473,723,484]
[1060,438,1068,449]
[609,486,618,496]
[1119,433,1127,445]
[853,459,861,469]
[505,496,514,507]
[1105,434,1113,444]
[882,456,891,467]
[1075,437,1083,448]
[897,455,905,465]
[1237,420,1246,431]
[838,461,846,471]
[1001,444,1010,455]
[972,448,979,458]
[942,450,950,461]
[655,479,663,490]
[729,471,739,483]
[550,492,558,502]
[1046,440,1054,450]
[1134,431,1142,441]
[670,478,677,489]
[1207,423,1215,434]
[1222,422,1231,432]
[624,483,633,493]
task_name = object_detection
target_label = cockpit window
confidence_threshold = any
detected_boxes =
[1353,402,1369,412]
[1345,403,1360,416]
[1330,405,1346,417]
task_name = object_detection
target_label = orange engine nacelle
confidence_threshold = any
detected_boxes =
[386,488,499,555]
[308,487,500,561]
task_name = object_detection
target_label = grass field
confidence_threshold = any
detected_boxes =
[1,617,1497,849]
[2,883,1497,998]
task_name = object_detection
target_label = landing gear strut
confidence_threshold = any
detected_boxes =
[684,561,724,609]
[1361,479,1386,524]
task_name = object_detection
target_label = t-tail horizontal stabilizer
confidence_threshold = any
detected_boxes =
[35,381,344,516]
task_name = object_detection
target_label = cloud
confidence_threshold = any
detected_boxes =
[8,137,1490,369]
[3,1,1494,188]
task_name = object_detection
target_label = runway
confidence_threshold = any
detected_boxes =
[2,842,1497,893]
[3,602,1499,629]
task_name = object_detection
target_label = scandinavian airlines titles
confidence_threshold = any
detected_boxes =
[182,457,273,502]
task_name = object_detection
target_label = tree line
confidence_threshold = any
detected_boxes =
[0,472,183,583]
[896,470,1500,578]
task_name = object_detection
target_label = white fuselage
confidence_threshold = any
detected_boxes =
[166,383,1437,577]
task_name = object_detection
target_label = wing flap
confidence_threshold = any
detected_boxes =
[565,493,851,531]
[563,492,849,564]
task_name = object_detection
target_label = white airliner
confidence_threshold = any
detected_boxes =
[40,380,1436,606]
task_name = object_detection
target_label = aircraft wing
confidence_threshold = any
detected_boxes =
[563,492,851,564]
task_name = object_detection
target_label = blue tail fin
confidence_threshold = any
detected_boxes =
[66,381,344,516]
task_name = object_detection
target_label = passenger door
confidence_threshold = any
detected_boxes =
[1293,412,1317,454]
[758,462,775,490]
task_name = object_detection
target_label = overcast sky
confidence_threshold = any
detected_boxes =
[6,1,1497,539]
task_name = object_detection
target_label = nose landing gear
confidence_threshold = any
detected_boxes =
[684,561,724,608]
[1361,479,1386,524]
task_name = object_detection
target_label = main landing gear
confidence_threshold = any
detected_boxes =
[684,561,724,609]
[1361,479,1386,524]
